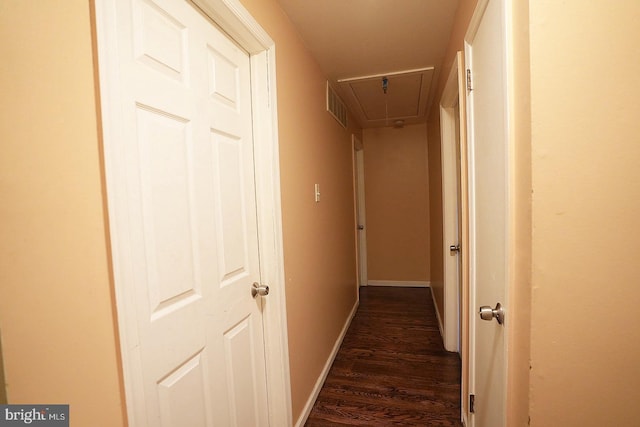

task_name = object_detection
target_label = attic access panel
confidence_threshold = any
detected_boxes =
[337,67,434,128]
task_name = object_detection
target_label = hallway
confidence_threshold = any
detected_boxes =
[305,287,462,426]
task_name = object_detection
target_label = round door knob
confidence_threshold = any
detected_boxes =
[251,282,270,298]
[479,302,504,325]
[450,244,460,253]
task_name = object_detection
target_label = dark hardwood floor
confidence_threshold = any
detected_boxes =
[305,286,462,426]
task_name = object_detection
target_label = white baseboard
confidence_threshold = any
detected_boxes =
[294,299,359,427]
[430,281,445,339]
[366,280,430,288]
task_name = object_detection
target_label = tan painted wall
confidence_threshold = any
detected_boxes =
[0,1,126,426]
[238,0,360,422]
[362,124,430,282]
[528,1,640,425]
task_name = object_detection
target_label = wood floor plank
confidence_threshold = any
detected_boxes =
[305,287,462,427]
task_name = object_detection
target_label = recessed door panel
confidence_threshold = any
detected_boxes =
[223,316,261,427]
[157,351,209,426]
[208,47,239,108]
[133,0,187,81]
[212,131,250,286]
[136,106,201,317]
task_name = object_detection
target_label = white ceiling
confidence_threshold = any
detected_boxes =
[276,0,460,128]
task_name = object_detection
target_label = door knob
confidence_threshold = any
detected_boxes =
[450,244,460,253]
[357,224,364,230]
[479,302,504,325]
[251,282,269,298]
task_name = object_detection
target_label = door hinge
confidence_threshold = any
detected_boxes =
[466,69,473,92]
[469,394,475,413]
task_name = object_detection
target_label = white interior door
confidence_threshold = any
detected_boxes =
[354,137,368,287]
[465,0,508,425]
[99,0,270,425]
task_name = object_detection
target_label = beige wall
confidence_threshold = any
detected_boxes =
[528,1,640,425]
[362,124,430,282]
[239,0,360,422]
[0,1,126,426]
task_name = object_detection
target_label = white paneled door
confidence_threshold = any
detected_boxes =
[100,0,270,425]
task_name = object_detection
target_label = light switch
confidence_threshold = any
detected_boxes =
[314,183,320,202]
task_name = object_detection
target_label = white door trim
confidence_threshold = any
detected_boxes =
[94,0,292,425]
[440,51,465,354]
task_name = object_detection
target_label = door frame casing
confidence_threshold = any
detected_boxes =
[94,0,292,425]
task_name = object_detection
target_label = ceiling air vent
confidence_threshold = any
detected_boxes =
[326,82,347,128]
